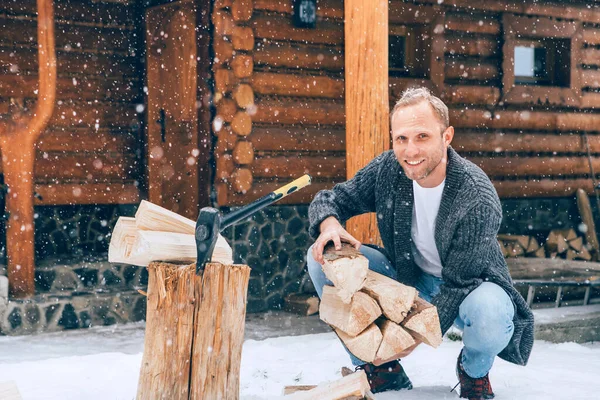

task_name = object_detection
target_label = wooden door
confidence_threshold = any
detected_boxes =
[146,0,200,219]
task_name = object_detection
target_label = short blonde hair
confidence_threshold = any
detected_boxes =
[391,87,449,131]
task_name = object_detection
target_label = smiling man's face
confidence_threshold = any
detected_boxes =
[391,101,454,188]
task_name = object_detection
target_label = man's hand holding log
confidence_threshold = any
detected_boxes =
[311,216,362,264]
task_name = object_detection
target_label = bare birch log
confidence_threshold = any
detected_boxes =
[137,261,250,400]
[322,243,369,303]
[319,285,381,337]
[401,297,443,348]
[361,270,416,323]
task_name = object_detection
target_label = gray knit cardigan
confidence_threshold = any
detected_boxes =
[308,147,534,366]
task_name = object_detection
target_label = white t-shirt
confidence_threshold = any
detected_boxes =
[411,179,445,278]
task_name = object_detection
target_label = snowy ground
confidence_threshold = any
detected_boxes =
[0,323,599,399]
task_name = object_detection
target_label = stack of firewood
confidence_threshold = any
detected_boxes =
[498,229,591,261]
[318,244,442,365]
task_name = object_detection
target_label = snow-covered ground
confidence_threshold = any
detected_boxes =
[0,323,599,399]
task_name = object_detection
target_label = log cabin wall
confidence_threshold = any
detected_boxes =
[213,0,600,205]
[0,0,144,262]
[211,0,600,311]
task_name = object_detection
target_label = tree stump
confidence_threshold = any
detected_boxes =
[137,261,251,400]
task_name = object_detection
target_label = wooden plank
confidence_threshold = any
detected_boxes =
[0,49,139,77]
[251,155,345,179]
[469,156,600,178]
[0,17,134,53]
[452,131,600,154]
[445,35,498,58]
[446,59,499,81]
[445,13,501,35]
[1,0,137,27]
[418,0,600,24]
[0,152,136,181]
[34,182,140,205]
[507,257,600,280]
[441,85,500,105]
[345,0,388,244]
[583,27,600,46]
[582,47,600,66]
[216,180,340,206]
[504,14,578,39]
[250,72,344,99]
[251,14,344,45]
[493,179,598,198]
[254,41,344,71]
[0,74,142,102]
[251,126,345,152]
[576,188,600,260]
[253,0,343,19]
[389,2,440,25]
[450,108,600,132]
[48,102,141,128]
[582,69,600,89]
[36,128,136,152]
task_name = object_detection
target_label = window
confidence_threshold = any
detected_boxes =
[514,39,570,87]
[388,25,431,79]
[389,35,407,72]
[502,15,581,106]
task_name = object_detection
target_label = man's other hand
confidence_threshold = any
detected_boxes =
[312,216,362,264]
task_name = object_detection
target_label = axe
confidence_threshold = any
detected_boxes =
[195,174,312,274]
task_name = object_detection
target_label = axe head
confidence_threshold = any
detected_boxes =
[195,207,221,275]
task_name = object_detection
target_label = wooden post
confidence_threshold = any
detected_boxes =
[137,261,251,400]
[0,0,56,297]
[344,0,389,244]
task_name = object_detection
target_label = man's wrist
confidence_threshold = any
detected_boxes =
[319,216,340,232]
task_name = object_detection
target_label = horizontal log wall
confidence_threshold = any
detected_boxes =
[213,0,600,205]
[0,0,142,205]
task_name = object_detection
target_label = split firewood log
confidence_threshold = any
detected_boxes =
[568,236,584,252]
[319,285,382,337]
[108,201,233,266]
[321,243,369,303]
[545,230,569,254]
[401,297,443,348]
[525,237,546,258]
[372,320,416,366]
[283,370,371,399]
[335,324,383,363]
[361,270,417,323]
[284,293,320,316]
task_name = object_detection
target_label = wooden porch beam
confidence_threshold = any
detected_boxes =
[344,0,389,244]
[0,0,56,297]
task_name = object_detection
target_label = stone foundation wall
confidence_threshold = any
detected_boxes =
[0,196,594,334]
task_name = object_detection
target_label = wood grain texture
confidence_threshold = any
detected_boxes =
[344,0,388,245]
[137,262,250,400]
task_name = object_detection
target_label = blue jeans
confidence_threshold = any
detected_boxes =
[307,244,515,378]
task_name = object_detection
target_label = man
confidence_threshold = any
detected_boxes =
[306,87,534,399]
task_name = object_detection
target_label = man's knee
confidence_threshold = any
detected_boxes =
[459,282,515,348]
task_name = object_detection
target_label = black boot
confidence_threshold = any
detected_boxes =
[355,360,413,394]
